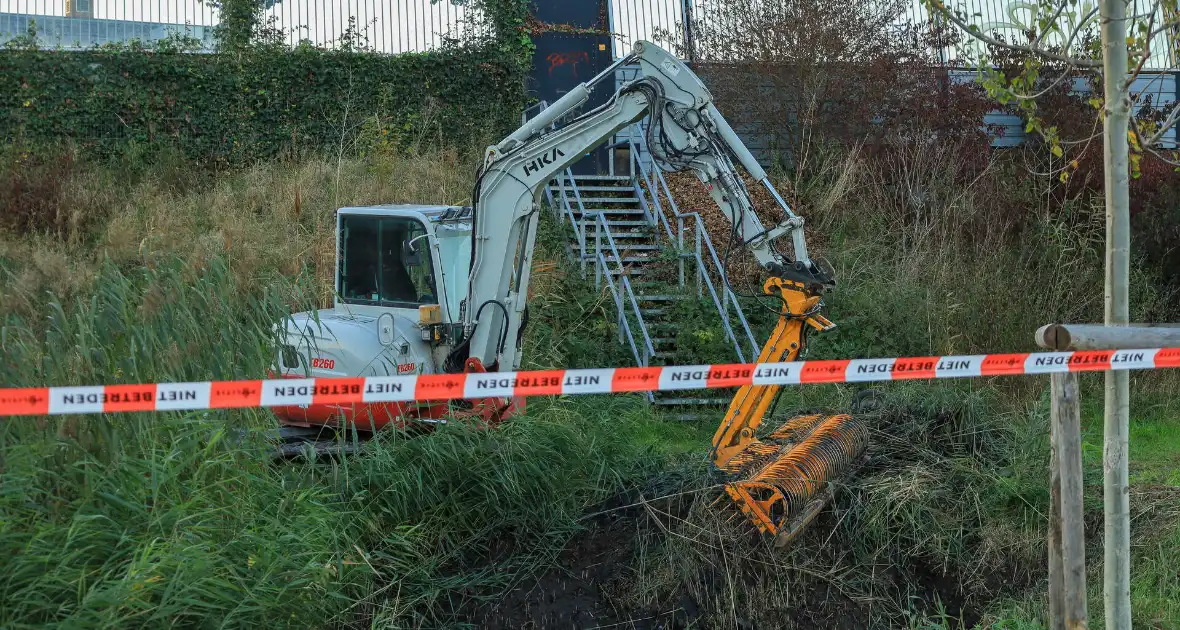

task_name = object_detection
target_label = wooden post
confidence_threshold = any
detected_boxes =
[1052,372,1089,629]
[1037,320,1180,628]
[1048,410,1066,630]
[1036,323,1180,351]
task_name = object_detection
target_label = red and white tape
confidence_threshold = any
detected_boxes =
[1,348,1175,417]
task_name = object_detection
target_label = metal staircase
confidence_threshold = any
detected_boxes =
[531,97,761,412]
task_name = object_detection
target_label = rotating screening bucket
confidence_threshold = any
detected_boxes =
[719,413,869,546]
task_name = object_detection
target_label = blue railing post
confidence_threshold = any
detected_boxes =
[594,214,603,289]
[695,224,703,299]
[677,215,686,288]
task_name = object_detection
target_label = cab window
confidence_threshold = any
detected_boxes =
[338,215,438,307]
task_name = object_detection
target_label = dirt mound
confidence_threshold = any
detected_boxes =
[454,480,991,629]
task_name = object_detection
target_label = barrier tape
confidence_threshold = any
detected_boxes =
[1,347,1177,417]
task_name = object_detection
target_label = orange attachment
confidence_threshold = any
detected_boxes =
[710,277,869,546]
[722,413,868,545]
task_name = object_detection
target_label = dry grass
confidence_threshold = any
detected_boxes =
[0,148,475,319]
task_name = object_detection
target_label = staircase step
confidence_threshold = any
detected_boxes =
[601,267,651,277]
[557,174,630,183]
[585,231,660,238]
[599,243,661,251]
[601,256,659,264]
[557,185,636,192]
[582,232,653,242]
[573,208,646,216]
[636,294,686,302]
[577,196,641,204]
[582,219,652,227]
[581,226,655,235]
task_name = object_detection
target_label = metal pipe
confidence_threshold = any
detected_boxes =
[497,53,636,152]
[1035,323,1180,351]
[761,178,798,219]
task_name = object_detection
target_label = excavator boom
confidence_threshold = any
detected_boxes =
[274,42,867,519]
[432,40,869,544]
[458,40,868,545]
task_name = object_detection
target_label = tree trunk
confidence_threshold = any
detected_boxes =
[1099,0,1132,627]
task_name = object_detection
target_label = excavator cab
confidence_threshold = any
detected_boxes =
[338,213,438,306]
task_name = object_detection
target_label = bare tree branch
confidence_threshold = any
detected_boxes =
[1125,2,1160,86]
[928,3,1103,67]
[1143,144,1180,166]
[1144,104,1180,147]
[1059,114,1105,147]
[1146,12,1180,39]
[1000,63,1082,100]
[1034,0,1073,48]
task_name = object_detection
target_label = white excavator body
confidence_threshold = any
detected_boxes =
[272,204,487,430]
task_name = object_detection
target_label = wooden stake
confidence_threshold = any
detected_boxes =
[1049,402,1066,630]
[1052,372,1089,629]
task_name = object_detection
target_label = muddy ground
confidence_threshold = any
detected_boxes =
[453,485,1025,630]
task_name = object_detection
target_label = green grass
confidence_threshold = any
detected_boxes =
[1,145,1178,629]
[1075,388,1180,487]
[0,253,676,628]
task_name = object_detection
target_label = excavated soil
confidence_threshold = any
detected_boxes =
[453,486,999,630]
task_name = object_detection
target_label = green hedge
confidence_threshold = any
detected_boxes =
[1,44,527,163]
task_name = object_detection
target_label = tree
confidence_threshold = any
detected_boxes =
[924,1,1178,628]
[651,0,995,168]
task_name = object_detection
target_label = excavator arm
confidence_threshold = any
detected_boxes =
[459,40,831,374]
[461,41,866,545]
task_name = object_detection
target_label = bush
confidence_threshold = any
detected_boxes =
[1,41,525,165]
[660,0,996,167]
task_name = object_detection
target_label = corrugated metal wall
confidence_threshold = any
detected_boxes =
[957,71,1180,149]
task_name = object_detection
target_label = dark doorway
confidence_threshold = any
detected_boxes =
[527,32,614,175]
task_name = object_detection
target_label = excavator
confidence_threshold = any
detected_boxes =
[272,40,868,546]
